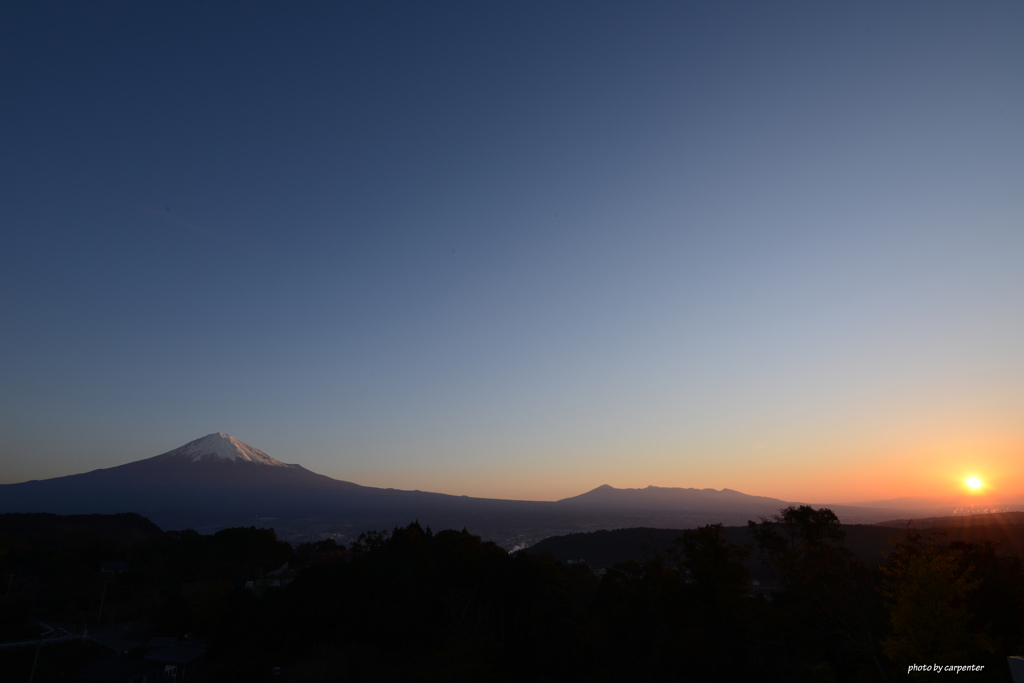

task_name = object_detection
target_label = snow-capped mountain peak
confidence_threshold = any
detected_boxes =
[156,432,291,467]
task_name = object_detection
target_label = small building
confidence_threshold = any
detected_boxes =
[144,645,205,682]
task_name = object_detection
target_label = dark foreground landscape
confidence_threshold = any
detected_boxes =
[2,509,1022,682]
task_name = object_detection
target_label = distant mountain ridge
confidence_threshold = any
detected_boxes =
[556,483,904,527]
[0,433,940,547]
[558,484,792,509]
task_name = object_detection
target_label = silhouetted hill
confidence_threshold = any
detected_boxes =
[875,510,1024,529]
[0,513,166,593]
[519,520,1024,573]
[873,511,1024,557]
[0,512,163,549]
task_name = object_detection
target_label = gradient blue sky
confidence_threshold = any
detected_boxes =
[3,1,1022,503]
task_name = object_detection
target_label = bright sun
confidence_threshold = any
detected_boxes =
[966,477,982,490]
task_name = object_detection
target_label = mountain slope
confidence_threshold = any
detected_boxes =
[0,434,561,535]
[5,433,367,494]
[0,434,383,526]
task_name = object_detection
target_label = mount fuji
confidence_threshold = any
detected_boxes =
[3,432,365,492]
[0,434,342,526]
[0,433,563,535]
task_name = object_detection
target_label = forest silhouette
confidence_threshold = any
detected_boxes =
[1,508,1021,681]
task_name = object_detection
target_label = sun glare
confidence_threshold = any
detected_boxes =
[966,476,982,491]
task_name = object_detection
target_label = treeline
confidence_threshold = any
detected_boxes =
[216,508,1022,681]
[2,510,1023,681]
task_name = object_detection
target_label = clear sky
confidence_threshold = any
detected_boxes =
[3,1,1022,504]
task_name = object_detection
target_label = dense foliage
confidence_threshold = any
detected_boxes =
[2,510,1022,681]
[218,511,1023,681]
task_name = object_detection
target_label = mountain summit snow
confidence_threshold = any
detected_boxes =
[152,432,291,467]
